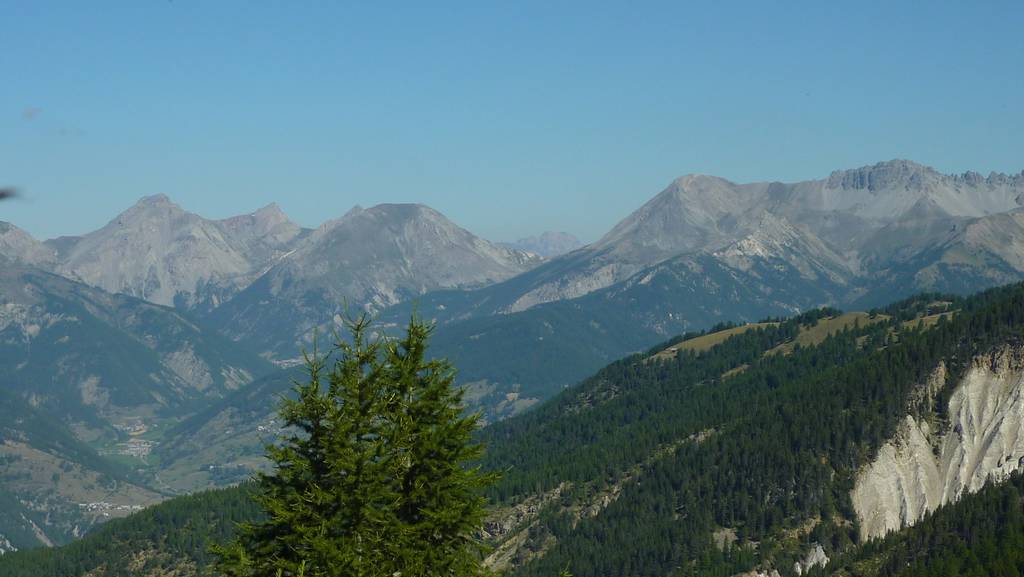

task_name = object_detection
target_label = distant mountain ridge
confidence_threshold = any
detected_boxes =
[4,198,542,359]
[12,160,1023,351]
[49,195,306,312]
[0,222,55,267]
[21,159,1020,386]
[208,203,542,356]
[501,231,582,258]
[491,160,1024,315]
[6,159,1024,422]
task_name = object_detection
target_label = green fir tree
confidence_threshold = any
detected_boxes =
[214,314,494,577]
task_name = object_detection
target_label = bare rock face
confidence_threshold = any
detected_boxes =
[54,195,303,311]
[826,158,942,192]
[853,346,1024,541]
[506,260,632,313]
[712,212,853,285]
[820,160,1024,219]
[793,543,829,575]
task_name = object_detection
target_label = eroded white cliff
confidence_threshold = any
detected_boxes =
[853,346,1024,540]
[793,543,829,575]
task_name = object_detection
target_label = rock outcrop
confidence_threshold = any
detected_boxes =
[853,345,1024,540]
[793,543,829,575]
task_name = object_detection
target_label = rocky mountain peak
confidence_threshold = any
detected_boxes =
[303,203,526,263]
[54,196,305,310]
[825,159,942,192]
[824,160,1024,194]
[808,160,1024,223]
[0,221,55,266]
[671,173,735,190]
[251,202,289,222]
[133,193,179,209]
[211,201,543,356]
[113,194,189,226]
[364,202,446,224]
[309,203,432,240]
[218,203,301,244]
[594,174,750,257]
[982,170,1024,187]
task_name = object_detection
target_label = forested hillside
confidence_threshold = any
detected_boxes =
[6,285,1024,576]
[483,285,1024,576]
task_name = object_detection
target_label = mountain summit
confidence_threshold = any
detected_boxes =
[0,221,55,267]
[53,195,303,311]
[593,174,754,258]
[210,203,541,357]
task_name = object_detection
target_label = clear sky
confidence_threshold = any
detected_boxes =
[2,1,1022,243]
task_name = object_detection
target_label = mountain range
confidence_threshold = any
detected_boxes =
[46,196,304,313]
[399,160,1024,323]
[368,160,1024,419]
[11,160,1024,365]
[4,158,1024,550]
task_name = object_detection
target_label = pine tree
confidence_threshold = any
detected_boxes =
[384,318,497,575]
[213,314,494,577]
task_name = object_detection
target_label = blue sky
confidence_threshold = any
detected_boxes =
[2,1,1022,242]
